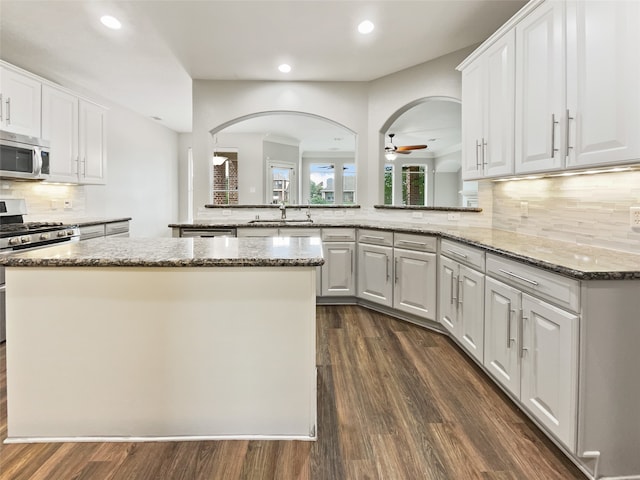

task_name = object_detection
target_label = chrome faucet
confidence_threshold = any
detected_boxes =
[279,202,286,220]
[306,203,312,221]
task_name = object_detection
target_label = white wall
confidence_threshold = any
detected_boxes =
[186,46,477,218]
[367,46,474,206]
[191,80,369,215]
[83,104,178,237]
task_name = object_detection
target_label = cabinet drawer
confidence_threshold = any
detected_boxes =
[237,228,279,237]
[358,229,393,246]
[486,254,580,313]
[105,221,129,236]
[322,228,356,242]
[281,228,321,237]
[441,239,485,271]
[79,224,105,240]
[394,233,437,252]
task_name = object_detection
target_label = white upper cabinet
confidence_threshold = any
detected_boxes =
[461,30,515,180]
[42,85,79,182]
[79,100,107,184]
[462,0,640,177]
[515,1,566,173]
[565,0,640,168]
[515,0,640,174]
[0,66,41,138]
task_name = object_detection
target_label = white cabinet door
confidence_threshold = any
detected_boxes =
[357,243,393,307]
[484,30,515,177]
[393,249,436,319]
[515,1,565,174]
[321,242,355,296]
[439,255,458,334]
[461,30,515,180]
[520,293,578,451]
[79,100,107,184]
[42,85,79,182]
[0,66,41,137]
[484,276,521,397]
[458,265,485,363]
[565,0,640,169]
[461,59,485,180]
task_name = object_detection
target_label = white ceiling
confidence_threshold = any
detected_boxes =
[0,0,526,134]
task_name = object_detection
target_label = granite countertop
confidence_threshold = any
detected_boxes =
[169,221,640,280]
[0,237,324,268]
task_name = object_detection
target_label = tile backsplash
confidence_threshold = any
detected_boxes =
[491,170,640,253]
[0,181,86,220]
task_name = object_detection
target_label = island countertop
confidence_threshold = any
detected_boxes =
[0,236,324,268]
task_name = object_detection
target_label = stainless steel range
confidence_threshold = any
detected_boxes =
[0,198,80,342]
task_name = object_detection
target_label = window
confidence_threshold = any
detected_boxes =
[211,152,238,205]
[384,164,393,205]
[309,164,335,204]
[271,167,292,204]
[402,165,427,206]
[342,164,356,204]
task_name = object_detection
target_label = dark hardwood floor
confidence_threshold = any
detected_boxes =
[0,305,585,479]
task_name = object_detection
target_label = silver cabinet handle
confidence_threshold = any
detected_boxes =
[566,109,574,157]
[385,254,389,281]
[0,93,3,122]
[350,250,353,274]
[446,248,467,259]
[5,97,11,124]
[520,310,527,358]
[458,277,463,306]
[326,236,351,241]
[362,235,385,242]
[475,140,481,169]
[551,113,559,158]
[482,138,487,167]
[507,305,515,349]
[498,269,539,286]
[394,257,399,284]
[449,274,454,305]
[397,239,429,248]
[452,275,458,303]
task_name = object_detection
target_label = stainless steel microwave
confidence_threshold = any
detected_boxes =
[0,130,50,181]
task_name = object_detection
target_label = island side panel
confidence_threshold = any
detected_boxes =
[6,266,316,440]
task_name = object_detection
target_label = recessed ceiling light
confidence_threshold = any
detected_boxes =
[278,64,292,73]
[358,20,375,35]
[100,15,122,30]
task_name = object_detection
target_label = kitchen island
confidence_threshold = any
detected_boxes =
[1,236,323,443]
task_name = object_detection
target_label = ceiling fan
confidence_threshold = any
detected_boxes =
[385,133,427,160]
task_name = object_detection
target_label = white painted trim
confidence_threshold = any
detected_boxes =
[456,0,545,71]
[4,433,317,444]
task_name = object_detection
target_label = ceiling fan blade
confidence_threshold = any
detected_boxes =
[396,150,412,155]
[396,145,427,151]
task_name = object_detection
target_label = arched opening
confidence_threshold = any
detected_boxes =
[208,111,358,205]
[379,97,477,207]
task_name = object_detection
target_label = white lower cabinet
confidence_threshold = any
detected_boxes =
[321,228,356,297]
[393,248,436,319]
[357,243,393,307]
[439,255,485,362]
[484,266,578,452]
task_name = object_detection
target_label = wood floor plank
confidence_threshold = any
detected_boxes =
[0,305,586,480]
